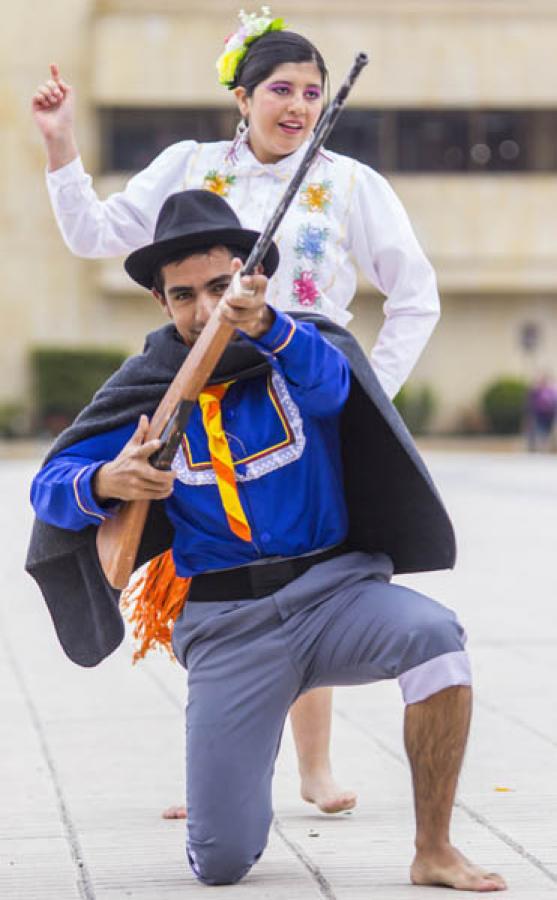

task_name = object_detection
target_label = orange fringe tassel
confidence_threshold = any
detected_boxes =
[120,549,191,663]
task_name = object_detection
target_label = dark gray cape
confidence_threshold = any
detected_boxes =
[25,313,456,668]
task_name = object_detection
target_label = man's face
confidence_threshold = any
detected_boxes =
[153,247,235,346]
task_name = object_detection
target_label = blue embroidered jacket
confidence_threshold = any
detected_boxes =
[31,311,350,577]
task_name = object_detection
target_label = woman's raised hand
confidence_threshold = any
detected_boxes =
[31,64,78,170]
[32,64,74,136]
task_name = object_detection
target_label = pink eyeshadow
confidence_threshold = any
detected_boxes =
[267,81,322,96]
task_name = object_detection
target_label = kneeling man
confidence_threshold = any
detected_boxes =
[28,190,506,893]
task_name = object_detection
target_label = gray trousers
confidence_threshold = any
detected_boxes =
[171,551,471,886]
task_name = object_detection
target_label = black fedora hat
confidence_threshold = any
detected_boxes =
[125,189,279,289]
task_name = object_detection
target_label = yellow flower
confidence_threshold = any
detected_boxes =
[217,48,246,87]
[204,171,234,197]
[301,182,333,213]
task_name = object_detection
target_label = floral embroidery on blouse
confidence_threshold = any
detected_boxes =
[203,170,236,197]
[295,224,329,263]
[299,180,333,214]
[292,269,320,307]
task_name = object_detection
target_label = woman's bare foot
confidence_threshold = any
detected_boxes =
[411,845,507,892]
[161,804,187,820]
[300,770,357,814]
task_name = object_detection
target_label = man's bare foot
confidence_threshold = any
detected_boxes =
[161,805,187,820]
[411,845,507,892]
[300,770,357,814]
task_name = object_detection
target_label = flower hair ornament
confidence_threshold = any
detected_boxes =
[216,6,286,89]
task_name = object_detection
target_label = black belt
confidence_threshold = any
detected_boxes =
[188,543,348,602]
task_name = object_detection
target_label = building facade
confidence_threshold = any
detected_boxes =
[3,0,557,430]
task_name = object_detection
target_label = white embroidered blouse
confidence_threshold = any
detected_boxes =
[46,138,440,398]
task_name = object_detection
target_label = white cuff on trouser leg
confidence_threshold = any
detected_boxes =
[398,651,472,705]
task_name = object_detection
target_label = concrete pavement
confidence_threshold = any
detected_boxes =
[1,451,557,899]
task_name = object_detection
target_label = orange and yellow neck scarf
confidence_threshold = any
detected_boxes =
[121,380,252,661]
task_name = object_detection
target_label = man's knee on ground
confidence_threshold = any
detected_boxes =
[187,837,263,886]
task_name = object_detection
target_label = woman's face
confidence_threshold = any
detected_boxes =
[233,60,324,164]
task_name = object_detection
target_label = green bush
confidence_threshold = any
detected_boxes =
[393,384,437,434]
[31,347,126,434]
[0,402,28,438]
[481,376,529,434]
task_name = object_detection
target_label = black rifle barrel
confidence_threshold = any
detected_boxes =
[241,51,369,276]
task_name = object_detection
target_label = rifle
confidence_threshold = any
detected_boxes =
[97,52,369,589]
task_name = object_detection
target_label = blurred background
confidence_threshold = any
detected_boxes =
[2,0,557,440]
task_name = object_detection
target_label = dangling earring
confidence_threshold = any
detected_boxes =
[236,118,248,141]
[227,117,249,163]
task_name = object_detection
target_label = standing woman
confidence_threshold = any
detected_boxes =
[32,8,440,817]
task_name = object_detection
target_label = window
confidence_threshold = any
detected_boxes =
[99,108,237,172]
[396,109,557,173]
[99,106,557,174]
[325,110,386,169]
[397,111,468,172]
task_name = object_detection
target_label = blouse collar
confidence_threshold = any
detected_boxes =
[233,138,312,179]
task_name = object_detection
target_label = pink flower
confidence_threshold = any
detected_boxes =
[293,271,319,306]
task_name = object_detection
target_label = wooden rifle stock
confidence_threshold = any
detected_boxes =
[97,313,234,589]
[96,52,369,590]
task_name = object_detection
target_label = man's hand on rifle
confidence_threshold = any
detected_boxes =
[218,258,275,340]
[94,415,177,503]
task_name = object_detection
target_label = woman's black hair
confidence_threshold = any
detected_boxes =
[233,30,328,97]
